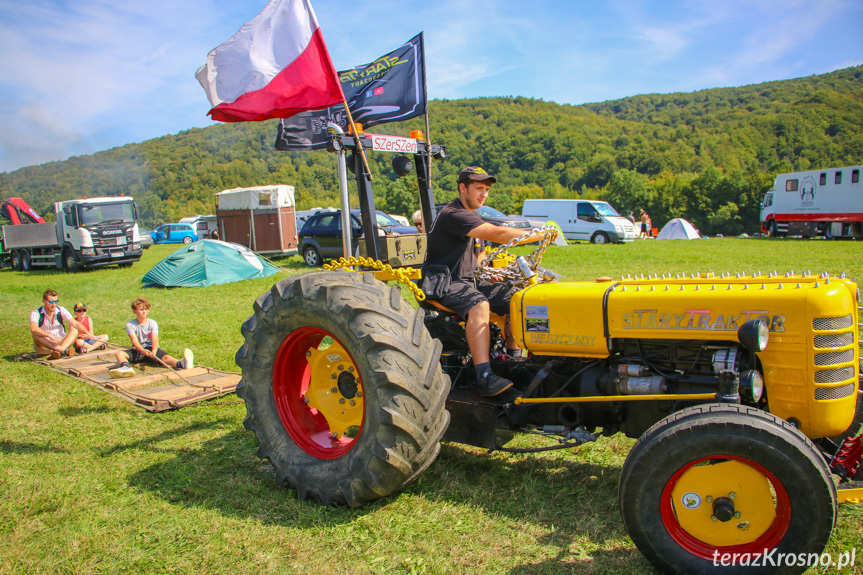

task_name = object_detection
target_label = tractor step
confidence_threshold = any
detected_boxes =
[837,482,863,504]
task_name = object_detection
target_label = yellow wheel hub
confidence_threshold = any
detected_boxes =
[304,342,363,439]
[671,460,778,546]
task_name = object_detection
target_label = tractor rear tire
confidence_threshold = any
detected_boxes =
[11,250,22,271]
[619,403,836,575]
[236,270,450,507]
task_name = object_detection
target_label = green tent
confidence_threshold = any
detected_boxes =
[142,240,280,287]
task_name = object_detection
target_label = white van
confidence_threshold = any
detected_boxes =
[179,215,217,238]
[522,199,637,244]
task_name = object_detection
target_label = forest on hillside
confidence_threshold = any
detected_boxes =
[1,66,861,236]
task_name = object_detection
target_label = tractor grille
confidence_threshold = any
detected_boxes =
[814,350,855,366]
[814,333,854,348]
[814,383,856,401]
[812,314,853,330]
[811,313,858,402]
[814,367,856,383]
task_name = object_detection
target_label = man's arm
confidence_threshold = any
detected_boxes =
[467,222,547,246]
[128,331,151,356]
[30,320,57,342]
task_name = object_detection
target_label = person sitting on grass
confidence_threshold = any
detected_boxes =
[30,289,97,360]
[109,297,194,379]
[71,301,110,354]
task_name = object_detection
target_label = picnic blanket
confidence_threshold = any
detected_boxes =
[21,344,241,412]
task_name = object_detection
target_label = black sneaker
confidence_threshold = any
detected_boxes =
[477,370,514,397]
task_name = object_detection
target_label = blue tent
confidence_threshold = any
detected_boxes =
[142,240,280,287]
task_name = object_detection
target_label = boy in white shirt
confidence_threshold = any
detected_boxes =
[109,297,193,378]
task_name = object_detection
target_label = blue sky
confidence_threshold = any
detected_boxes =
[1,0,861,173]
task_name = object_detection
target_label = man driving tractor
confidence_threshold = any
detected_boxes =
[422,166,547,397]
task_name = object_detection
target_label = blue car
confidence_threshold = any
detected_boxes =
[150,223,199,244]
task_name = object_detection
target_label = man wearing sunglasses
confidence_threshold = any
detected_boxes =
[29,289,96,359]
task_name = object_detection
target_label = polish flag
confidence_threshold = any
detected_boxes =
[196,0,344,123]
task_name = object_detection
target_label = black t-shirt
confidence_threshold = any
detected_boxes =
[424,198,485,280]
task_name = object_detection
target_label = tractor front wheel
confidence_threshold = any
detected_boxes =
[236,270,450,507]
[619,404,836,575]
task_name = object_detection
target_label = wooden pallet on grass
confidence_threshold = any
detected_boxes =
[21,344,241,412]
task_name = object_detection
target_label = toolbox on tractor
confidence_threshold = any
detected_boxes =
[356,232,426,268]
[235,128,862,575]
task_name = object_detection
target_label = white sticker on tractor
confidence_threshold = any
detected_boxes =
[326,354,343,362]
[681,493,701,509]
[525,305,550,333]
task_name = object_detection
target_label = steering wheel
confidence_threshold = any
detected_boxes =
[475,226,558,287]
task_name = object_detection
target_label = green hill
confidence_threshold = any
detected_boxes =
[2,66,861,236]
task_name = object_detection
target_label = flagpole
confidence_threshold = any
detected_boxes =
[420,32,432,189]
[424,112,432,188]
[342,100,373,181]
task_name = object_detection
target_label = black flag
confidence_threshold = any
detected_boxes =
[276,33,427,151]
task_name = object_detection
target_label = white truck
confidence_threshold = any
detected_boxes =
[760,165,863,239]
[521,199,638,244]
[1,197,143,272]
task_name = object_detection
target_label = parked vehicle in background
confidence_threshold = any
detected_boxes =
[522,199,637,244]
[435,202,532,232]
[298,209,417,266]
[388,213,410,226]
[295,207,336,227]
[138,226,154,249]
[1,196,143,272]
[179,215,217,238]
[760,165,863,239]
[216,185,298,256]
[150,223,198,244]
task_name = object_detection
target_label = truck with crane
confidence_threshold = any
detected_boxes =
[1,196,143,271]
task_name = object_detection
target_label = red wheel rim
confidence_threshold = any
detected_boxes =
[272,327,363,459]
[660,454,791,560]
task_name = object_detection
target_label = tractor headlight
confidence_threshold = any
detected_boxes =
[738,318,769,351]
[739,370,764,403]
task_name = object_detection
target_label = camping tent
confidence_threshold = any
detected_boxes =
[657,218,700,240]
[142,240,280,287]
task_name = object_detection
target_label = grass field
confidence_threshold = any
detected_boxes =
[1,238,861,574]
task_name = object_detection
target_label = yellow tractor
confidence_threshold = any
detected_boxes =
[236,135,861,574]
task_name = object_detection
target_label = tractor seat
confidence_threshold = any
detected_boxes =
[417,294,507,330]
[419,297,458,315]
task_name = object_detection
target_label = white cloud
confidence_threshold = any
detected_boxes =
[0,0,223,171]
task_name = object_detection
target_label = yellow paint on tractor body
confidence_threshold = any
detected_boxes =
[670,460,778,546]
[511,274,859,439]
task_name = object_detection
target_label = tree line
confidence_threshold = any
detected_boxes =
[1,66,861,236]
